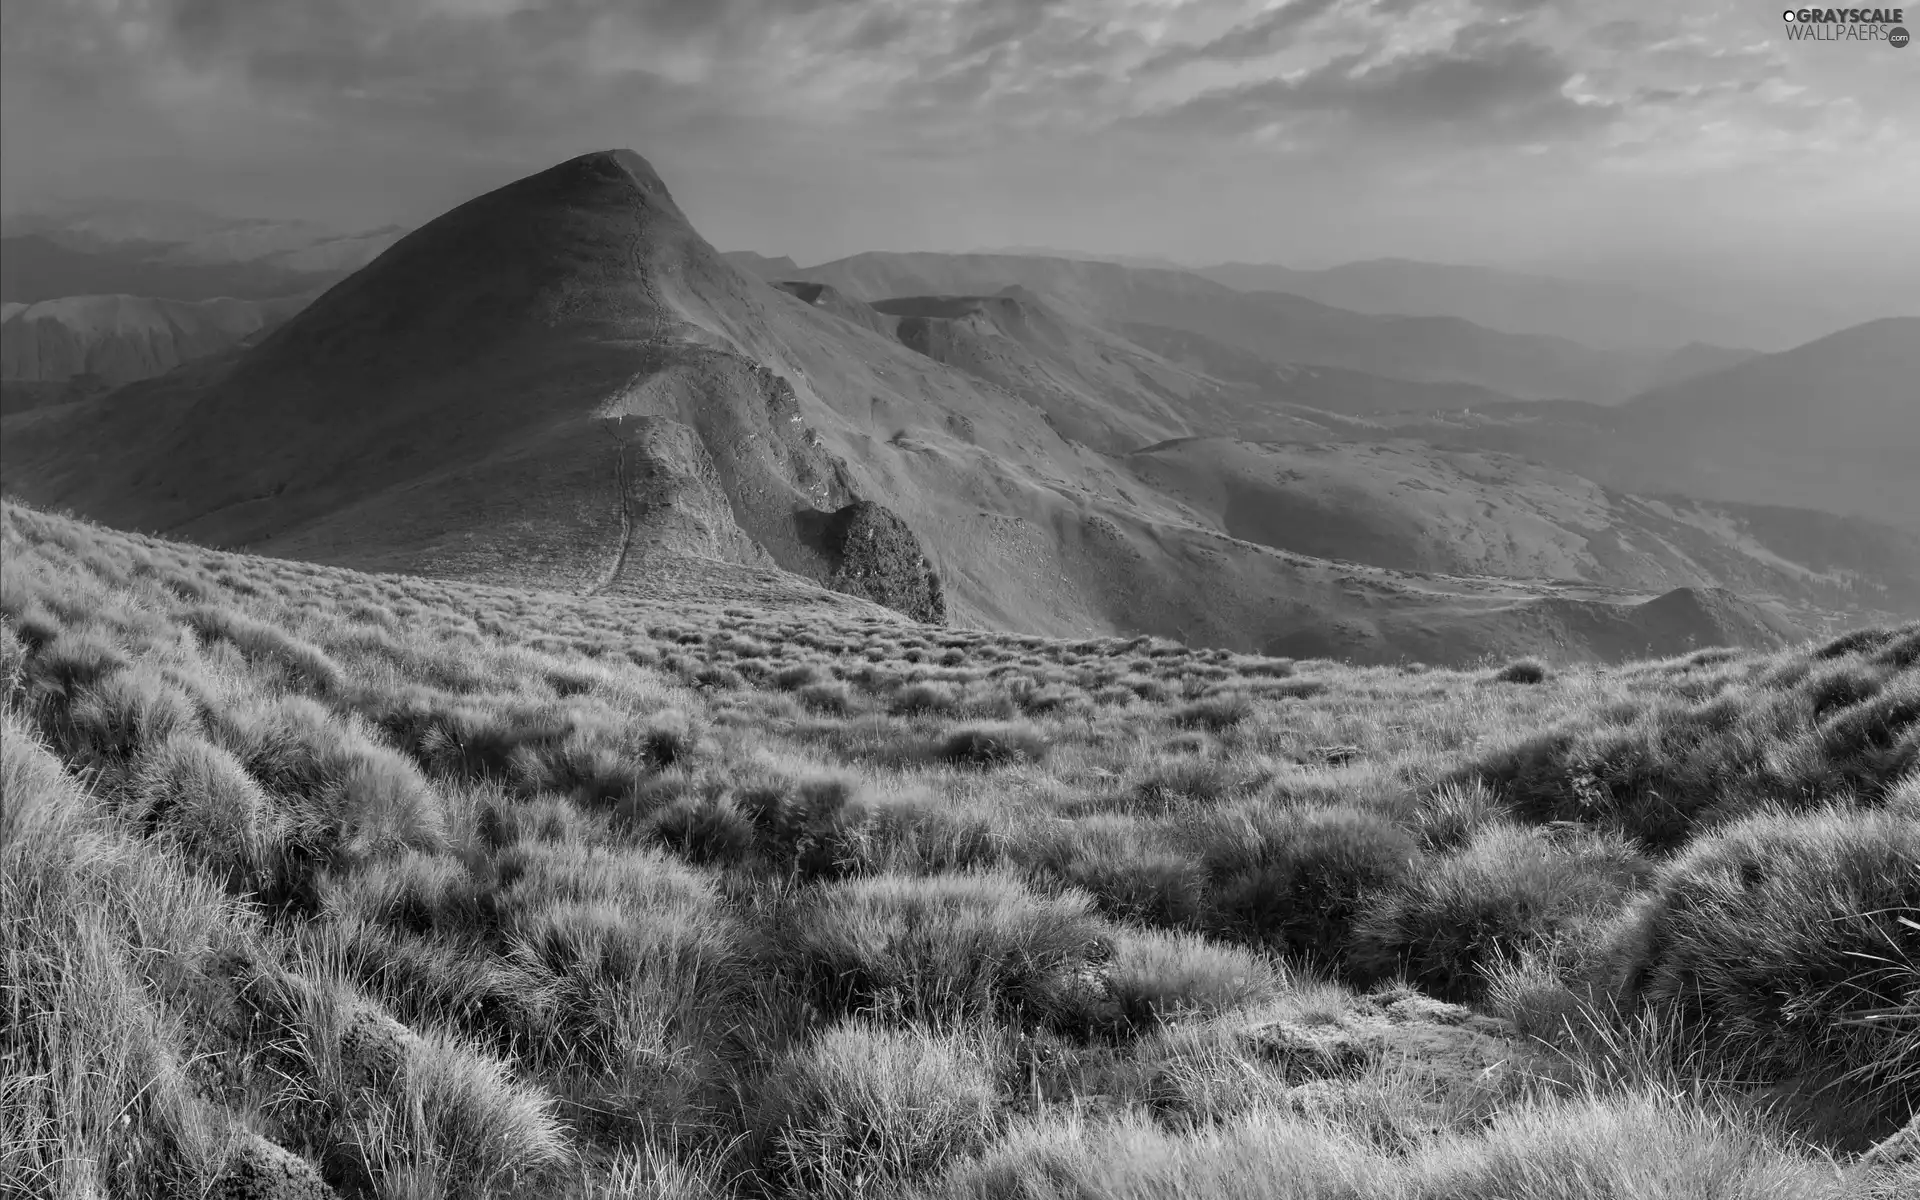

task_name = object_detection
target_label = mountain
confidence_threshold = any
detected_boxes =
[2,292,314,387]
[794,252,1658,404]
[1125,438,1920,628]
[1367,318,1920,531]
[723,251,801,279]
[965,245,1195,271]
[0,149,1853,665]
[0,201,403,303]
[864,289,1197,452]
[1114,322,1521,416]
[0,235,339,304]
[1619,318,1920,522]
[1195,258,1754,351]
[1635,342,1761,391]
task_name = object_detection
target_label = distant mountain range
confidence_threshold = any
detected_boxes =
[791,252,1666,405]
[0,204,396,394]
[0,201,403,306]
[2,292,314,390]
[1365,318,1920,532]
[1193,259,1763,351]
[4,151,1912,663]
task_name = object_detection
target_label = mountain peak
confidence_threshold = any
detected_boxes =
[557,149,675,205]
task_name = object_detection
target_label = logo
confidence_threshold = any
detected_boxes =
[1782,8,1911,43]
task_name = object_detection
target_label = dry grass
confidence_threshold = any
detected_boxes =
[2,497,1915,1198]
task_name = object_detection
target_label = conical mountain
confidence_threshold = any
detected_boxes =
[0,150,966,615]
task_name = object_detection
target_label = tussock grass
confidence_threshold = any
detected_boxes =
[3,498,1916,1195]
[756,1020,1000,1198]
[1350,822,1651,1002]
[786,871,1110,1031]
[1602,805,1920,1130]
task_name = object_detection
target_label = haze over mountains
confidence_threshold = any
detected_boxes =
[1,292,314,391]
[3,150,1914,664]
[0,202,402,400]
[1374,318,1920,532]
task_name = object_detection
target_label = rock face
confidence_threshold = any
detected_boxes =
[820,501,946,624]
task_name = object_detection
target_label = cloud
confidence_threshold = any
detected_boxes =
[1128,21,1617,147]
[0,0,1913,274]
[1141,0,1346,73]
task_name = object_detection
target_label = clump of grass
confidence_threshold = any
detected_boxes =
[1601,804,1920,1128]
[1203,803,1421,968]
[786,871,1110,1031]
[60,664,198,769]
[251,967,567,1195]
[1351,823,1651,1003]
[1026,817,1208,929]
[1128,756,1248,811]
[890,681,960,716]
[1097,928,1282,1034]
[1411,778,1507,851]
[188,603,344,694]
[921,1089,1847,1199]
[1,712,240,1198]
[649,795,758,866]
[734,769,873,878]
[756,1020,999,1198]
[773,662,824,691]
[1173,692,1253,733]
[797,680,853,714]
[938,721,1048,767]
[1493,658,1551,684]
[127,732,282,892]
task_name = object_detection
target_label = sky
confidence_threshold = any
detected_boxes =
[3,0,1917,295]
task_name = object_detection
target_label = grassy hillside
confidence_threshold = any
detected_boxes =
[4,498,1916,1199]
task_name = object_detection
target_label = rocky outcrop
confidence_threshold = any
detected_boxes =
[820,501,946,624]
